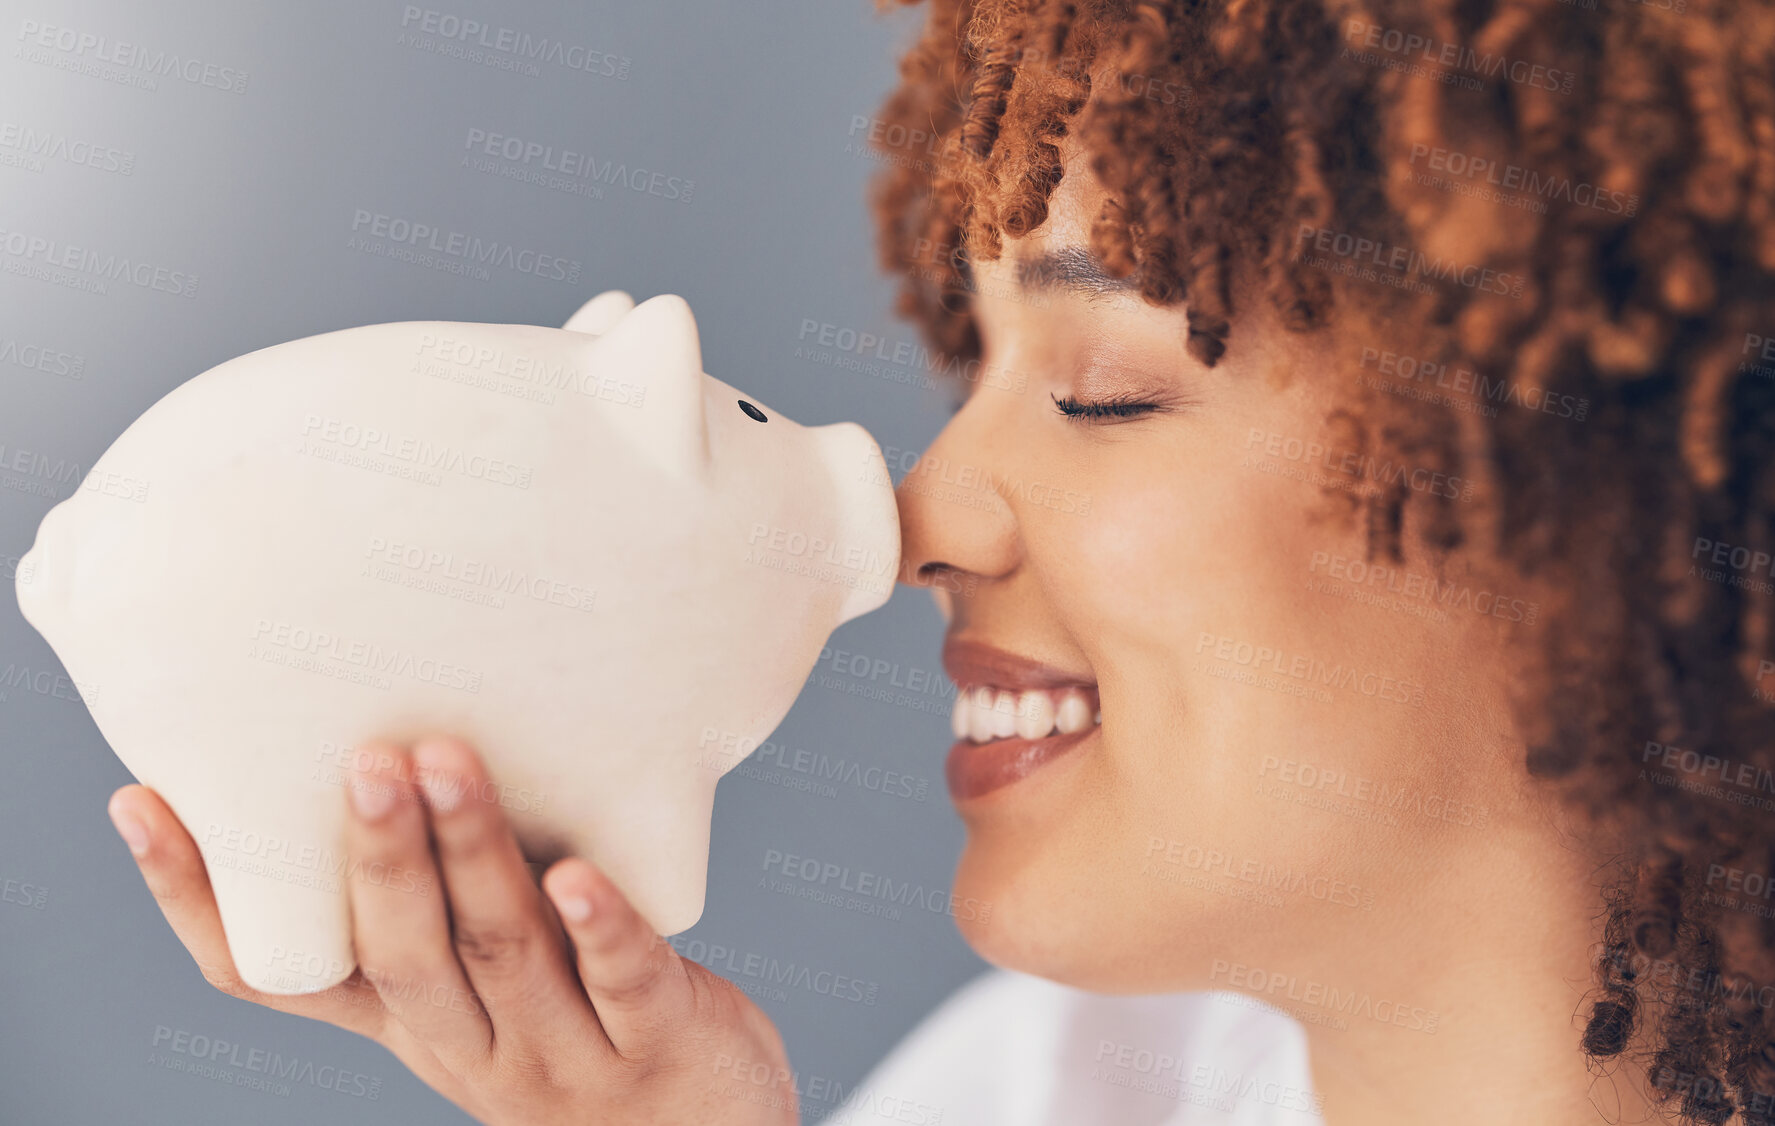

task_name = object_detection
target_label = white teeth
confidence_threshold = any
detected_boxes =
[966,686,997,743]
[949,684,1101,744]
[1056,691,1093,735]
[990,691,1019,740]
[1015,690,1055,740]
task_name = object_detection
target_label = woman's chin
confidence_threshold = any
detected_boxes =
[946,800,1242,994]
[947,829,1144,991]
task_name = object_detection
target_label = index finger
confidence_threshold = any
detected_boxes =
[542,858,705,1058]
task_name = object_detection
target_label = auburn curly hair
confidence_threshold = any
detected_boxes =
[866,0,1775,1121]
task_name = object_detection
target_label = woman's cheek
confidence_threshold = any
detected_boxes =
[1041,464,1198,635]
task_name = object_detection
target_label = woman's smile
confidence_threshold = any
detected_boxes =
[941,637,1101,800]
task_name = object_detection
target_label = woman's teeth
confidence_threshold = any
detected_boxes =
[950,685,1101,744]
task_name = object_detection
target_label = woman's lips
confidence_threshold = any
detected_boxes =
[946,727,1099,802]
[942,639,1100,801]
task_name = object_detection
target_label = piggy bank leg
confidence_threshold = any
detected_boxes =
[568,797,716,938]
[189,797,357,995]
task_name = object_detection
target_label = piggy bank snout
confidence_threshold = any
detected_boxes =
[13,544,43,617]
[810,421,902,624]
[14,506,68,628]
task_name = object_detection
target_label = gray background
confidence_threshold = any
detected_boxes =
[0,2,987,1122]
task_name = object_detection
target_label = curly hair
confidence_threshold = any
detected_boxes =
[866,0,1775,1121]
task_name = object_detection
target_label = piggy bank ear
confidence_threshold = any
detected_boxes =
[563,290,635,335]
[593,294,710,479]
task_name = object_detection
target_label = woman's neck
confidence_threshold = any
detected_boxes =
[1295,819,1666,1126]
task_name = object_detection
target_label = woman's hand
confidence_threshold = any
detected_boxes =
[105,735,798,1126]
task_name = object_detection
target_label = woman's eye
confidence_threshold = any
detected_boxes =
[1051,392,1164,422]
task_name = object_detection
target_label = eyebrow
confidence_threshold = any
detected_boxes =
[1014,247,1141,297]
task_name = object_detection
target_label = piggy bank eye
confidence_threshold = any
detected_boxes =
[737,400,768,423]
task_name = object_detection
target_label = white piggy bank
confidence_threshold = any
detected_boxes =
[15,290,900,994]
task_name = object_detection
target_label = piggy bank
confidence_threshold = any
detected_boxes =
[14,290,900,994]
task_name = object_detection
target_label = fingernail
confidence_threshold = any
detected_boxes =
[348,773,397,820]
[555,892,593,923]
[109,805,150,858]
[413,743,463,815]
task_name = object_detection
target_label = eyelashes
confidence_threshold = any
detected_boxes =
[1050,391,1169,423]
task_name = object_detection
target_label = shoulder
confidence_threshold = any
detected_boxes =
[819,970,1322,1126]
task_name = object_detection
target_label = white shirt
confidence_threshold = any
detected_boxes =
[816,970,1325,1126]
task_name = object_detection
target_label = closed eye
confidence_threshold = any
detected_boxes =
[1051,392,1166,422]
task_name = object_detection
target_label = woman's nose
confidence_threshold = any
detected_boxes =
[894,394,1023,600]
